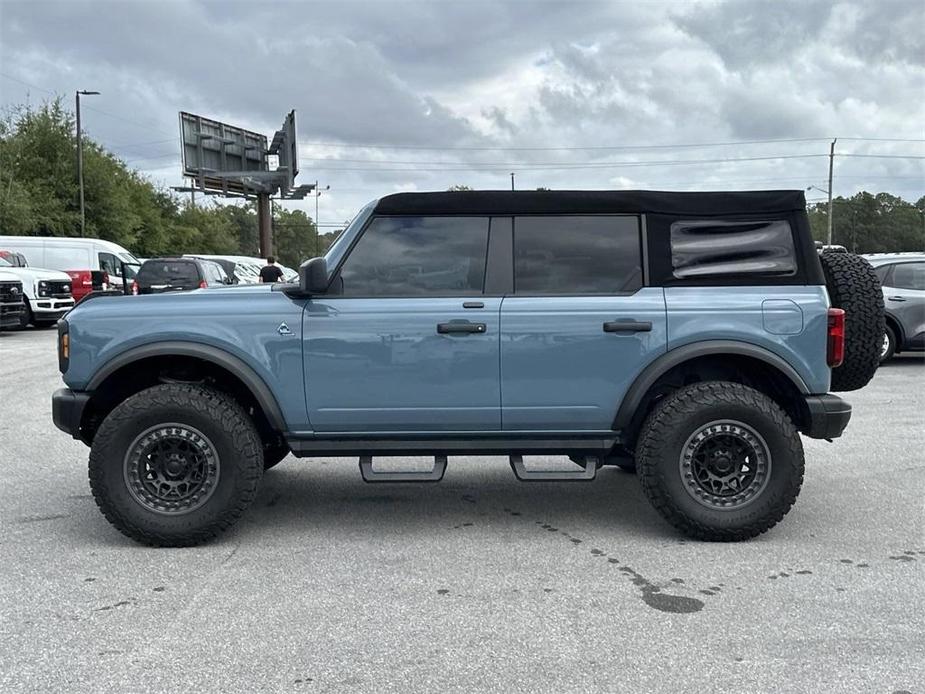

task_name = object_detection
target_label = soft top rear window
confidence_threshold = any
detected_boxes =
[670,219,797,279]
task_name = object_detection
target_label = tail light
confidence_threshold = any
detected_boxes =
[827,308,845,368]
[131,280,139,295]
[199,280,208,289]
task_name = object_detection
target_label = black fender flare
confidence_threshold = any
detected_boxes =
[86,341,288,432]
[613,340,810,432]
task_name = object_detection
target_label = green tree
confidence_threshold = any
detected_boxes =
[807,191,925,253]
[273,206,322,267]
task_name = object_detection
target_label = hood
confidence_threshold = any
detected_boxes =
[2,266,72,283]
[0,270,22,283]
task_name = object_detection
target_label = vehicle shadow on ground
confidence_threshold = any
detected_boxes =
[239,460,675,543]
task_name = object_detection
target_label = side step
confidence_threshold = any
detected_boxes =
[509,455,599,482]
[359,455,447,483]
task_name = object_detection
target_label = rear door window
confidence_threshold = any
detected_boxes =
[337,216,490,297]
[670,219,797,279]
[513,215,642,294]
[890,262,925,291]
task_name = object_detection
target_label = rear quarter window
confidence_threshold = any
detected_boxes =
[670,219,797,279]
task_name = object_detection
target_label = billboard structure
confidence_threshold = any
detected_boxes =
[177,110,315,255]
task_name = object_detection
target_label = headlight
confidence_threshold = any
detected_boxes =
[38,280,49,297]
[63,284,71,294]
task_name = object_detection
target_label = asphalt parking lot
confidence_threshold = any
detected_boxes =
[0,327,922,693]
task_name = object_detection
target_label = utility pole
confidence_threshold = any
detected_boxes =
[510,172,515,191]
[827,138,837,245]
[257,193,272,259]
[76,90,100,237]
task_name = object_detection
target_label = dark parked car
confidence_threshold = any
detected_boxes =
[865,253,925,361]
[131,258,231,295]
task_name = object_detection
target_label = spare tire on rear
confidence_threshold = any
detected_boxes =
[819,251,884,392]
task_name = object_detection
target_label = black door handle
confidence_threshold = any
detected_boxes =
[887,296,907,302]
[437,322,487,334]
[603,320,652,333]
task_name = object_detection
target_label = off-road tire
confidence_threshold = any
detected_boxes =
[819,251,884,391]
[262,442,290,470]
[17,298,32,329]
[88,384,263,546]
[636,381,804,541]
[880,324,897,363]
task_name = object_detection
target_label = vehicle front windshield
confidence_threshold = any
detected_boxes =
[0,257,12,267]
[119,252,140,264]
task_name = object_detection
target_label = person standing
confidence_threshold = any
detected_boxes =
[259,256,284,283]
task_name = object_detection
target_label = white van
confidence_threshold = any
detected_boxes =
[0,236,140,301]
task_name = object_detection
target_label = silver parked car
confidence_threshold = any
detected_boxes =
[864,252,925,361]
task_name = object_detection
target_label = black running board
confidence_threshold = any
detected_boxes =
[359,455,447,483]
[509,454,599,482]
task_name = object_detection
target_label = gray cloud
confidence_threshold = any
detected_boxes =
[1,0,921,223]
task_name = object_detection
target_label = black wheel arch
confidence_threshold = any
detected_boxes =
[82,342,288,443]
[614,341,811,447]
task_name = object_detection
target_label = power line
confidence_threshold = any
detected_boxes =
[297,152,925,168]
[299,136,925,152]
[284,153,831,173]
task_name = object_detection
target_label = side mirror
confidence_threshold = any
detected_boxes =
[299,257,329,294]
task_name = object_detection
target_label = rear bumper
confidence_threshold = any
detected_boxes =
[803,394,852,439]
[52,388,91,440]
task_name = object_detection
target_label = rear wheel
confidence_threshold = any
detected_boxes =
[880,325,897,363]
[819,251,884,391]
[88,384,263,546]
[636,381,804,541]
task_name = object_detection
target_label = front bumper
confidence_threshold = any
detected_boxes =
[0,301,24,328]
[803,394,852,439]
[33,299,74,319]
[52,388,91,440]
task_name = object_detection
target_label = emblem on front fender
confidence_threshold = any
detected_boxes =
[277,322,293,336]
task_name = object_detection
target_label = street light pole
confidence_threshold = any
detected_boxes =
[510,172,515,191]
[827,138,837,245]
[76,90,100,237]
[313,181,329,256]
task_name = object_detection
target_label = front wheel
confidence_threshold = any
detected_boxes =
[636,381,804,541]
[88,384,264,546]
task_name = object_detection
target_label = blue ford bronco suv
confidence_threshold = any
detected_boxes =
[52,190,884,546]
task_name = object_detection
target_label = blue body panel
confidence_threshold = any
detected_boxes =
[499,289,668,430]
[664,285,831,394]
[63,285,311,430]
[303,297,502,432]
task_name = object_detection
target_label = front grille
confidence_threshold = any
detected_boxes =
[44,280,73,298]
[0,281,23,302]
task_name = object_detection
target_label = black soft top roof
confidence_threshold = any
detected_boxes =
[373,189,806,217]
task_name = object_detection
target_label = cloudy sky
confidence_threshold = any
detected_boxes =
[1,0,923,226]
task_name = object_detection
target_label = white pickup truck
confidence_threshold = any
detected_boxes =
[0,255,74,328]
